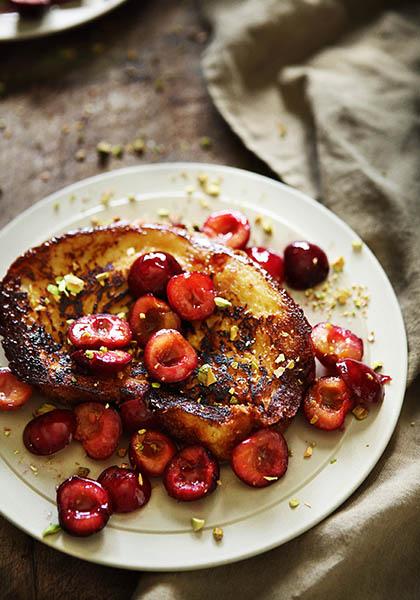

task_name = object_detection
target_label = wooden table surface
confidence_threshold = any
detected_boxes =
[0,1,271,598]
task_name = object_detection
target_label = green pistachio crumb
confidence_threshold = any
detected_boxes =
[289,498,300,509]
[214,297,232,309]
[42,523,61,538]
[213,527,223,542]
[197,364,217,386]
[151,382,161,388]
[191,517,205,532]
[199,136,212,150]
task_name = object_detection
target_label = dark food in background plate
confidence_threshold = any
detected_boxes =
[231,429,289,487]
[23,408,76,455]
[57,476,111,537]
[284,241,329,290]
[98,466,151,513]
[129,294,181,347]
[303,376,353,431]
[163,445,219,501]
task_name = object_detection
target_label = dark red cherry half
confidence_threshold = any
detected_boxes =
[97,466,151,513]
[303,376,353,430]
[336,358,385,404]
[163,445,219,501]
[144,329,198,383]
[202,210,250,249]
[128,252,182,298]
[129,429,177,477]
[231,429,288,488]
[57,476,111,537]
[74,402,122,460]
[68,314,132,350]
[129,294,181,347]
[71,349,132,375]
[0,368,32,411]
[167,272,215,321]
[245,247,284,283]
[311,322,363,368]
[284,241,329,290]
[119,397,158,433]
[23,409,76,455]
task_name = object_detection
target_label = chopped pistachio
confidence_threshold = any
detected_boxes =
[214,297,232,309]
[199,136,212,150]
[75,149,86,162]
[151,382,161,389]
[372,361,383,372]
[47,284,60,299]
[34,304,46,312]
[138,472,143,486]
[332,256,345,272]
[330,458,337,464]
[3,428,11,437]
[197,173,208,187]
[231,361,238,370]
[277,122,287,138]
[85,350,95,359]
[138,428,146,435]
[275,353,285,364]
[96,141,112,156]
[212,527,223,542]
[274,366,285,378]
[206,183,220,197]
[229,396,238,405]
[303,446,313,458]
[185,185,195,195]
[367,331,375,343]
[229,325,239,341]
[63,274,85,295]
[42,523,61,538]
[158,208,170,217]
[34,403,56,417]
[95,271,110,285]
[29,464,38,474]
[263,476,278,481]
[133,138,145,154]
[228,387,235,395]
[197,364,217,386]
[352,240,363,252]
[262,220,273,235]
[191,517,205,532]
[289,498,300,509]
[199,198,209,208]
[117,311,127,319]
[352,405,369,420]
[310,415,319,425]
[126,247,136,256]
[280,331,289,338]
[111,145,124,158]
[286,359,295,370]
[76,466,90,477]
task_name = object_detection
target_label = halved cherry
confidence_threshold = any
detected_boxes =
[0,368,32,411]
[129,429,176,477]
[163,445,219,501]
[23,409,76,455]
[120,397,158,433]
[202,210,250,249]
[72,349,132,375]
[128,252,183,298]
[245,247,284,283]
[68,314,132,350]
[303,376,353,431]
[336,358,385,404]
[57,476,111,537]
[8,0,50,16]
[144,329,198,383]
[284,241,329,290]
[231,429,288,488]
[97,466,151,513]
[74,402,122,460]
[167,272,215,321]
[311,322,363,368]
[129,294,181,347]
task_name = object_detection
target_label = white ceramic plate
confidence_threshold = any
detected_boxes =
[0,0,126,41]
[0,163,407,571]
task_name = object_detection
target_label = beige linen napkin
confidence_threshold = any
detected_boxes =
[134,2,420,597]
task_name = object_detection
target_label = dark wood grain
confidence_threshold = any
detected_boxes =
[0,1,271,598]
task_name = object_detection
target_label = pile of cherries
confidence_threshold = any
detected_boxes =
[0,208,388,537]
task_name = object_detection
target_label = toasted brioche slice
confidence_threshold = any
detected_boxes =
[0,224,314,459]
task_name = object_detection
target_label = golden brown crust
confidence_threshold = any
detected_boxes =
[0,223,315,459]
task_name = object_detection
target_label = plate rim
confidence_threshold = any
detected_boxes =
[0,0,127,42]
[0,162,408,571]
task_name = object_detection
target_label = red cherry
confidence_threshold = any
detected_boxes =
[202,210,250,249]
[303,376,353,430]
[163,445,219,501]
[336,358,385,404]
[231,429,288,488]
[68,314,132,350]
[0,368,32,411]
[245,247,284,282]
[74,402,122,460]
[144,329,198,383]
[119,398,158,433]
[129,429,176,477]
[23,409,76,456]
[71,349,132,375]
[8,0,50,16]
[57,476,111,537]
[129,294,181,347]
[128,252,182,298]
[311,322,363,369]
[167,272,215,321]
[97,466,151,513]
[284,241,329,290]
